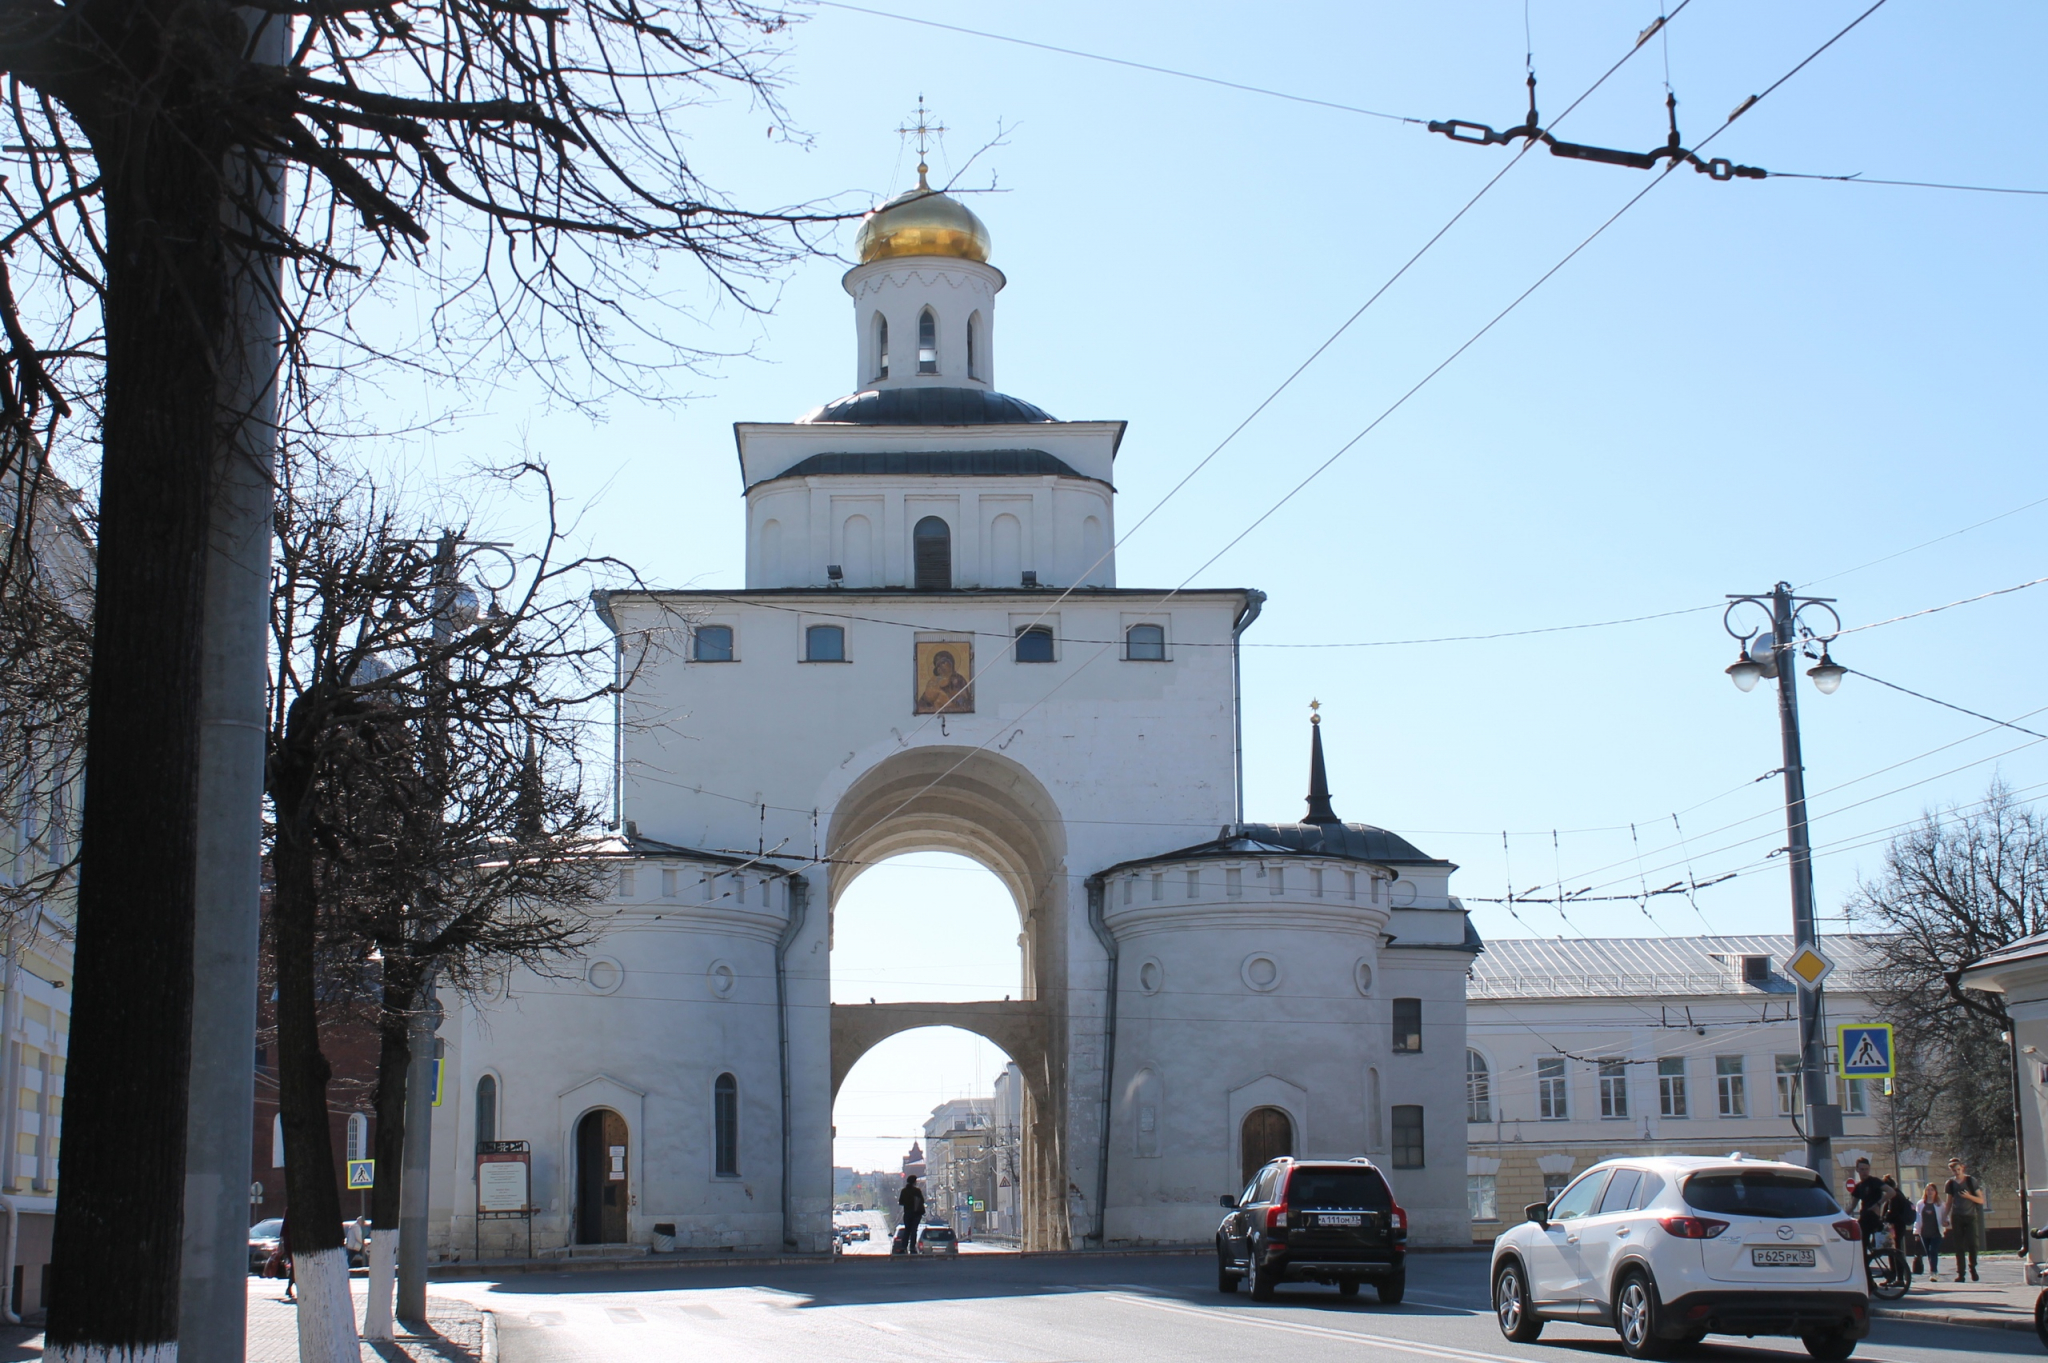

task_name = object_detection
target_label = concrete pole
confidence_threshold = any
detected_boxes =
[179,10,285,1357]
[1770,583,1833,1179]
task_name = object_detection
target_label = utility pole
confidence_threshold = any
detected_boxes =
[1723,583,1846,1178]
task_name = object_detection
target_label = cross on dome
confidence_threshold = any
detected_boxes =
[896,94,948,190]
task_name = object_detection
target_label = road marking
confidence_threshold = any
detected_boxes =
[1109,1293,1543,1363]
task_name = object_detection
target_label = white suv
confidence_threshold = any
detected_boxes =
[1490,1156,1869,1360]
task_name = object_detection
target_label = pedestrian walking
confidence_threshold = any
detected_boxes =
[1943,1157,1985,1282]
[899,1175,927,1255]
[1911,1181,1945,1277]
[1848,1158,1886,1240]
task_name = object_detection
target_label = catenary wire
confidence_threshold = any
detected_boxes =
[1829,573,2048,638]
[1765,171,2048,196]
[1841,668,2048,741]
[1801,492,2048,588]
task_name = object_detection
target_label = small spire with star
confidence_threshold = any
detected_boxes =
[1305,699,1340,825]
[897,94,947,191]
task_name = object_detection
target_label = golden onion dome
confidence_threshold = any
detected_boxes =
[854,165,991,264]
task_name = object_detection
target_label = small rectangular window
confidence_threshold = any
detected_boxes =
[1599,1059,1628,1119]
[1150,873,1163,902]
[693,624,735,662]
[805,624,846,662]
[618,868,635,898]
[1468,1173,1499,1221]
[1124,623,1166,661]
[1776,1054,1802,1116]
[1392,998,1422,1053]
[660,868,677,899]
[1741,955,1770,986]
[1391,1105,1424,1169]
[1543,1171,1572,1201]
[1310,867,1324,898]
[1186,869,1199,899]
[1840,1076,1867,1115]
[1659,1058,1688,1118]
[1717,1055,1747,1117]
[1226,867,1242,898]
[1538,1057,1568,1120]
[1014,625,1056,662]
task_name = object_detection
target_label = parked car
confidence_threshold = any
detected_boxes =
[1489,1155,1869,1360]
[248,1217,284,1274]
[915,1223,959,1256]
[1216,1157,1407,1302]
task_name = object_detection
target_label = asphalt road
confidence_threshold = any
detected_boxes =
[435,1250,2042,1363]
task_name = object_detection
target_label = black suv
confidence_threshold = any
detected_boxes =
[1217,1157,1407,1302]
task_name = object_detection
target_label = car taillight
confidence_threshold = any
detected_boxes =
[1831,1219,1862,1241]
[1658,1215,1729,1239]
[1265,1204,1288,1231]
[1389,1205,1407,1234]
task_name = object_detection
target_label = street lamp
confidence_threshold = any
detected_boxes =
[1723,582,1844,1178]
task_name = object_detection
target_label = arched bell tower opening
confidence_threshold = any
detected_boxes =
[825,746,1072,1250]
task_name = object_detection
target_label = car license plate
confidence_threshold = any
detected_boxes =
[1317,1214,1362,1227]
[1750,1247,1816,1267]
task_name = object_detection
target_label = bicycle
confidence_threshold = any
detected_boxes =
[1864,1227,1911,1300]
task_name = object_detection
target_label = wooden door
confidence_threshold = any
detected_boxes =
[1240,1106,1293,1187]
[576,1109,630,1244]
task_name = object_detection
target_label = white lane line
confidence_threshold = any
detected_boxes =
[1109,1293,1544,1363]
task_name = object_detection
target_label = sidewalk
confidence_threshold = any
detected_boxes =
[1868,1253,2037,1333]
[248,1278,494,1362]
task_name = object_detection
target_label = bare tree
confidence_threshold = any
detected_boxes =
[0,3,842,1351]
[267,458,640,1345]
[1850,781,2048,1200]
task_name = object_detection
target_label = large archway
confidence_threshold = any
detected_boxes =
[825,747,1071,1250]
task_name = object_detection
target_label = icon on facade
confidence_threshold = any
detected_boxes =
[915,639,975,715]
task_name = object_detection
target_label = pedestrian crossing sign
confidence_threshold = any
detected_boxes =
[346,1159,375,1190]
[1837,1024,1894,1079]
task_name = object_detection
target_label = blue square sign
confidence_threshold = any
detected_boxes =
[1838,1024,1894,1079]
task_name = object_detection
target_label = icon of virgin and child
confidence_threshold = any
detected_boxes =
[914,640,975,715]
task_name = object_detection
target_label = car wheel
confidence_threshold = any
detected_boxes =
[1801,1333,1854,1361]
[1494,1261,1543,1342]
[1616,1271,1671,1360]
[1216,1238,1238,1294]
[1338,1280,1360,1299]
[1376,1270,1406,1306]
[1247,1252,1276,1301]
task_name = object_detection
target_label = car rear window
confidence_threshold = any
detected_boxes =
[1683,1170,1841,1219]
[922,1227,954,1240]
[251,1219,283,1237]
[1284,1167,1394,1210]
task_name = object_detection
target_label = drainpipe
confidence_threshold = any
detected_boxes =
[0,928,19,1322]
[775,874,811,1250]
[1084,875,1117,1247]
[1230,591,1267,826]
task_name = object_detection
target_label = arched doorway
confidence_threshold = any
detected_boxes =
[824,747,1070,1249]
[575,1108,629,1244]
[1240,1106,1294,1187]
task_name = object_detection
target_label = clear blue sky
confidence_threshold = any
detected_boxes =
[384,2,2048,1167]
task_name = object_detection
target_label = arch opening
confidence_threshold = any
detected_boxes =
[574,1107,630,1244]
[1240,1106,1294,1187]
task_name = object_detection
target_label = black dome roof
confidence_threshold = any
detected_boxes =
[797,386,1056,426]
[1228,821,1444,866]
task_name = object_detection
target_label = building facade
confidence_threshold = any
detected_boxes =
[1464,935,1941,1242]
[424,164,1479,1259]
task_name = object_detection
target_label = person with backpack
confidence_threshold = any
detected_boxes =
[898,1175,927,1255]
[1943,1157,1985,1282]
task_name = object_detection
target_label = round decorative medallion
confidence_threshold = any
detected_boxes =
[1136,958,1164,995]
[584,957,624,996]
[707,959,738,999]
[1355,959,1375,996]
[1241,953,1281,993]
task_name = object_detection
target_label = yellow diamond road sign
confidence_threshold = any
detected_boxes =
[1785,945,1834,990]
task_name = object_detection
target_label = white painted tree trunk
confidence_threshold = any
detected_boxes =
[45,1346,177,1363]
[294,1246,359,1363]
[363,1228,397,1340]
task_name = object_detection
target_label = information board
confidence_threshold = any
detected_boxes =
[478,1153,530,1212]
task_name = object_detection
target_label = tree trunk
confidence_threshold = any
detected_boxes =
[46,88,227,1363]
[364,956,420,1340]
[269,798,357,1361]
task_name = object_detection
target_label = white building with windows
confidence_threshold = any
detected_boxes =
[424,161,1479,1259]
[1462,935,1909,1242]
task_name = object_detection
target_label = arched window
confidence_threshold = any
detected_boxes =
[1466,1049,1491,1123]
[966,311,981,380]
[714,1073,739,1175]
[1014,626,1055,663]
[1124,623,1166,661]
[913,516,951,590]
[805,624,845,662]
[874,313,889,380]
[917,308,938,374]
[476,1074,499,1145]
[1239,1105,1293,1186]
[346,1111,370,1163]
[693,625,734,662]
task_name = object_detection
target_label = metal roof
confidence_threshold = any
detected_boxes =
[746,448,1103,492]
[795,387,1058,426]
[1470,933,1884,999]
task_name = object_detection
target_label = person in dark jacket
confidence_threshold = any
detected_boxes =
[1878,1178,1914,1252]
[1848,1159,1886,1239]
[899,1176,927,1255]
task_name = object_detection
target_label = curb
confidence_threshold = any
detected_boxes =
[480,1308,499,1363]
[1871,1305,2033,1334]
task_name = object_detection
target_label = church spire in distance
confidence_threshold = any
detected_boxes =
[1305,700,1340,825]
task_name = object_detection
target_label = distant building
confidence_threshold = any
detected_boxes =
[988,1063,1024,1237]
[1463,935,1946,1241]
[901,1140,925,1180]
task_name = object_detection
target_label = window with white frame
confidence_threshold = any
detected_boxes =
[693,624,734,662]
[1466,1049,1491,1123]
[1717,1055,1747,1117]
[1776,1054,1802,1115]
[1468,1174,1499,1221]
[1658,1057,1688,1118]
[1124,622,1166,661]
[346,1111,370,1162]
[1599,1059,1628,1119]
[1538,1056,1568,1120]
